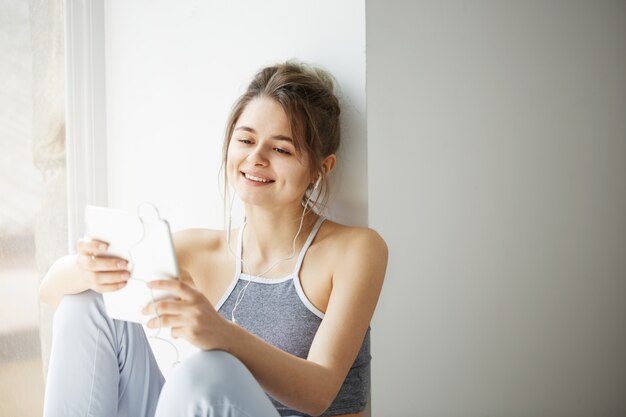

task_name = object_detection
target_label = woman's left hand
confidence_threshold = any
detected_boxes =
[141,279,231,351]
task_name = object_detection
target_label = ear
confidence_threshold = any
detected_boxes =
[310,154,337,188]
[320,154,337,177]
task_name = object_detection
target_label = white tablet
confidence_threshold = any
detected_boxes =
[84,204,180,323]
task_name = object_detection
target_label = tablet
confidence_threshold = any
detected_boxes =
[84,204,180,323]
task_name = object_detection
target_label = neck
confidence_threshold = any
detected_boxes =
[241,203,318,263]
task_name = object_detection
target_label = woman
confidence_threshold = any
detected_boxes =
[39,61,388,417]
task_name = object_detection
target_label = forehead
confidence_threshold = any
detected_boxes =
[236,97,291,137]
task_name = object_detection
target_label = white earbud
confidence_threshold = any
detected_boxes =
[313,176,321,190]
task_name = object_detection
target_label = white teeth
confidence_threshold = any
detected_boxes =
[244,173,271,183]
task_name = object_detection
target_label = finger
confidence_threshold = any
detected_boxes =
[170,327,182,339]
[141,299,186,316]
[145,314,185,329]
[94,256,129,272]
[146,279,193,300]
[92,270,131,285]
[76,238,109,255]
[77,253,129,272]
[93,281,128,293]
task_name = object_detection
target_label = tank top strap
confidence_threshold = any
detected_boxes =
[293,216,326,276]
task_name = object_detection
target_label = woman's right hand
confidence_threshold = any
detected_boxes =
[75,238,130,293]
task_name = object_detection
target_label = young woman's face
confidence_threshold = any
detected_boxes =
[227,97,312,209]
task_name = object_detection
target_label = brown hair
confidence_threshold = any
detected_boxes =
[222,61,341,213]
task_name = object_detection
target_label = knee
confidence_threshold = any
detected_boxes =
[53,290,107,332]
[165,350,249,394]
[158,351,254,407]
[57,290,102,312]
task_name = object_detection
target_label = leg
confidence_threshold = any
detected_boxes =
[43,290,165,417]
[155,350,280,417]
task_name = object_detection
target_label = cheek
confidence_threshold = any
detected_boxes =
[225,154,241,187]
[290,168,313,192]
[226,145,242,172]
[226,162,236,187]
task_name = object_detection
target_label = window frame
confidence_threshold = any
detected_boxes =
[64,0,108,251]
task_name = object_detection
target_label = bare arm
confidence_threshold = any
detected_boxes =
[39,254,88,309]
[145,227,387,415]
[231,228,388,414]
[39,239,130,309]
[40,228,201,310]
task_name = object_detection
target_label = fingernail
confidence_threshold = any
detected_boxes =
[117,261,127,268]
[98,243,107,251]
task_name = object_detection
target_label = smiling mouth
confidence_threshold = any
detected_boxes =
[242,172,275,183]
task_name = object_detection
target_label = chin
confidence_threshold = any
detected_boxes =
[235,189,270,206]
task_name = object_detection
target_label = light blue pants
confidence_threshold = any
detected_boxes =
[43,290,284,417]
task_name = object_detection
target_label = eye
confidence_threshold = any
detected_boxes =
[274,147,291,155]
[237,138,253,144]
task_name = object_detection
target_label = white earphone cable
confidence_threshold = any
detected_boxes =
[227,178,320,323]
[128,203,181,367]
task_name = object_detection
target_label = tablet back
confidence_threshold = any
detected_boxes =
[84,205,179,323]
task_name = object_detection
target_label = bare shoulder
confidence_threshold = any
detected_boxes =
[320,220,388,258]
[173,228,225,253]
[319,220,388,281]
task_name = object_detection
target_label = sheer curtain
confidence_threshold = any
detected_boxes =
[0,0,65,416]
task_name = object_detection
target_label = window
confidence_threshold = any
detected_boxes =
[0,0,66,415]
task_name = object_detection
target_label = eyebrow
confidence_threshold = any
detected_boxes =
[234,126,293,143]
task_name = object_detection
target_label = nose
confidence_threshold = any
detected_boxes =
[246,145,269,166]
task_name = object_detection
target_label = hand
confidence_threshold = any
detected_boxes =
[75,237,130,293]
[141,279,232,350]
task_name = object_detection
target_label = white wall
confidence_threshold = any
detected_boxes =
[104,0,366,232]
[368,1,626,416]
[103,0,366,377]
[88,1,626,414]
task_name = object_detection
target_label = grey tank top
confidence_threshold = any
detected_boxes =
[216,216,371,416]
